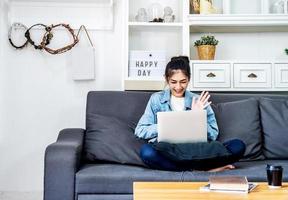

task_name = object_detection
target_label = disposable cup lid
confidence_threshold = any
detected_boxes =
[266,164,283,171]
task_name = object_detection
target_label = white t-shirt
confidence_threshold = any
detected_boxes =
[170,95,185,111]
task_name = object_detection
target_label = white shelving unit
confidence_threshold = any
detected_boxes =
[123,0,288,91]
[199,0,287,15]
[128,22,183,27]
[189,15,288,29]
[124,0,188,90]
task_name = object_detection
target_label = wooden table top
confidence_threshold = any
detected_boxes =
[133,182,288,200]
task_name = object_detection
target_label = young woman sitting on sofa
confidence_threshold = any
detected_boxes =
[134,56,246,172]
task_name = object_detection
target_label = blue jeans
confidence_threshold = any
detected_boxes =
[140,139,246,171]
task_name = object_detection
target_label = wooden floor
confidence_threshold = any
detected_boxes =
[133,182,288,200]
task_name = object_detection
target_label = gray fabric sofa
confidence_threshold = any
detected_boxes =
[44,91,288,200]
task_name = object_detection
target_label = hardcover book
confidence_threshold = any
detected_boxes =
[209,176,250,192]
[200,183,258,194]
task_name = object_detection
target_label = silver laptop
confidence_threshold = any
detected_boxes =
[157,110,207,143]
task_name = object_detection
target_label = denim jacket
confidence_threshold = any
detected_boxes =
[134,89,219,142]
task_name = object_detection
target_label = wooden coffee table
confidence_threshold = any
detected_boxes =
[133,182,288,200]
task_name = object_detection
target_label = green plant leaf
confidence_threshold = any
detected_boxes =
[194,35,218,46]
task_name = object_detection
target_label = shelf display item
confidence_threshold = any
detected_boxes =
[163,6,175,22]
[197,45,216,60]
[41,23,79,55]
[270,0,288,14]
[194,35,218,60]
[129,50,166,78]
[191,0,200,14]
[200,0,217,14]
[135,8,148,22]
[68,25,95,80]
[148,3,164,22]
[8,22,29,49]
[24,23,53,50]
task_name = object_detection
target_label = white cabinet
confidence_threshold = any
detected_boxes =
[192,62,230,88]
[275,63,288,87]
[123,0,288,91]
[192,61,288,91]
[233,63,272,88]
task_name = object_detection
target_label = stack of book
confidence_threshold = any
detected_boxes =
[200,176,257,193]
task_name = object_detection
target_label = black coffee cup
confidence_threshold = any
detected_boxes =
[266,164,283,188]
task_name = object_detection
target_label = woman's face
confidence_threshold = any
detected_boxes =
[167,70,189,97]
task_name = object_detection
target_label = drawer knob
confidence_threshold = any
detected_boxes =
[248,73,257,78]
[206,72,216,78]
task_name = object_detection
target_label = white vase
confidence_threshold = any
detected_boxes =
[270,0,288,14]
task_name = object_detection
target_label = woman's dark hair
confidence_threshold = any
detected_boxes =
[164,56,191,81]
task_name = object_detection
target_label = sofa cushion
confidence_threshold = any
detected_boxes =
[212,98,264,161]
[259,98,288,159]
[76,161,288,194]
[84,113,147,166]
[76,164,185,194]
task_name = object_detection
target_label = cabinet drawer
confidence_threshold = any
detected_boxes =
[275,63,288,88]
[193,63,230,88]
[234,63,272,88]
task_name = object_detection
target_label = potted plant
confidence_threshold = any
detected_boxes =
[194,35,218,60]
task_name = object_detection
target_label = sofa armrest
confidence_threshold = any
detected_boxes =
[44,128,85,200]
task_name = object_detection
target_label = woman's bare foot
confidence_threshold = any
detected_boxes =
[207,164,235,172]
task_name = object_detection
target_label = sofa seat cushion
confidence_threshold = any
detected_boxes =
[259,98,288,159]
[77,194,132,200]
[76,161,288,194]
[182,160,288,183]
[76,164,185,194]
[183,160,288,182]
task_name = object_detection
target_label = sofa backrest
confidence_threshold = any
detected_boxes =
[86,91,288,160]
[86,91,153,128]
[210,93,288,104]
[87,91,288,117]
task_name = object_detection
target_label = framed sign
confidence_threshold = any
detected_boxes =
[129,50,166,78]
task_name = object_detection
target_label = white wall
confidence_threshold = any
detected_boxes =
[0,0,124,193]
[0,0,9,164]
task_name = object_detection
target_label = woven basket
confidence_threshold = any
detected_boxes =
[196,45,216,60]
